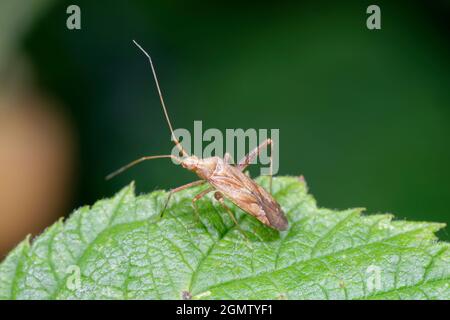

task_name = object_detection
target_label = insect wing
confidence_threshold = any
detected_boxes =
[208,163,288,230]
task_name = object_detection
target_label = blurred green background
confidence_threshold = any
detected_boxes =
[0,0,449,255]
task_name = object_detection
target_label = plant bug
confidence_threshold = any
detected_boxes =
[106,40,289,233]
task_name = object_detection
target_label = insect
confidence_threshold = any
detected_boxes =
[106,40,289,233]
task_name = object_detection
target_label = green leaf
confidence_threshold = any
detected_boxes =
[0,176,449,300]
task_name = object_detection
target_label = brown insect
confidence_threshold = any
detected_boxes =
[106,40,288,233]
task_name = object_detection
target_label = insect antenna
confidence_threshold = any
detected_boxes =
[106,155,180,180]
[132,39,188,157]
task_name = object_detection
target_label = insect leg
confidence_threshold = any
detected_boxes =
[269,139,273,194]
[237,138,274,194]
[224,152,233,164]
[214,192,249,242]
[160,180,205,218]
[192,187,214,221]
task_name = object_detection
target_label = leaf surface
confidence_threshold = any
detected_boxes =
[0,177,449,299]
